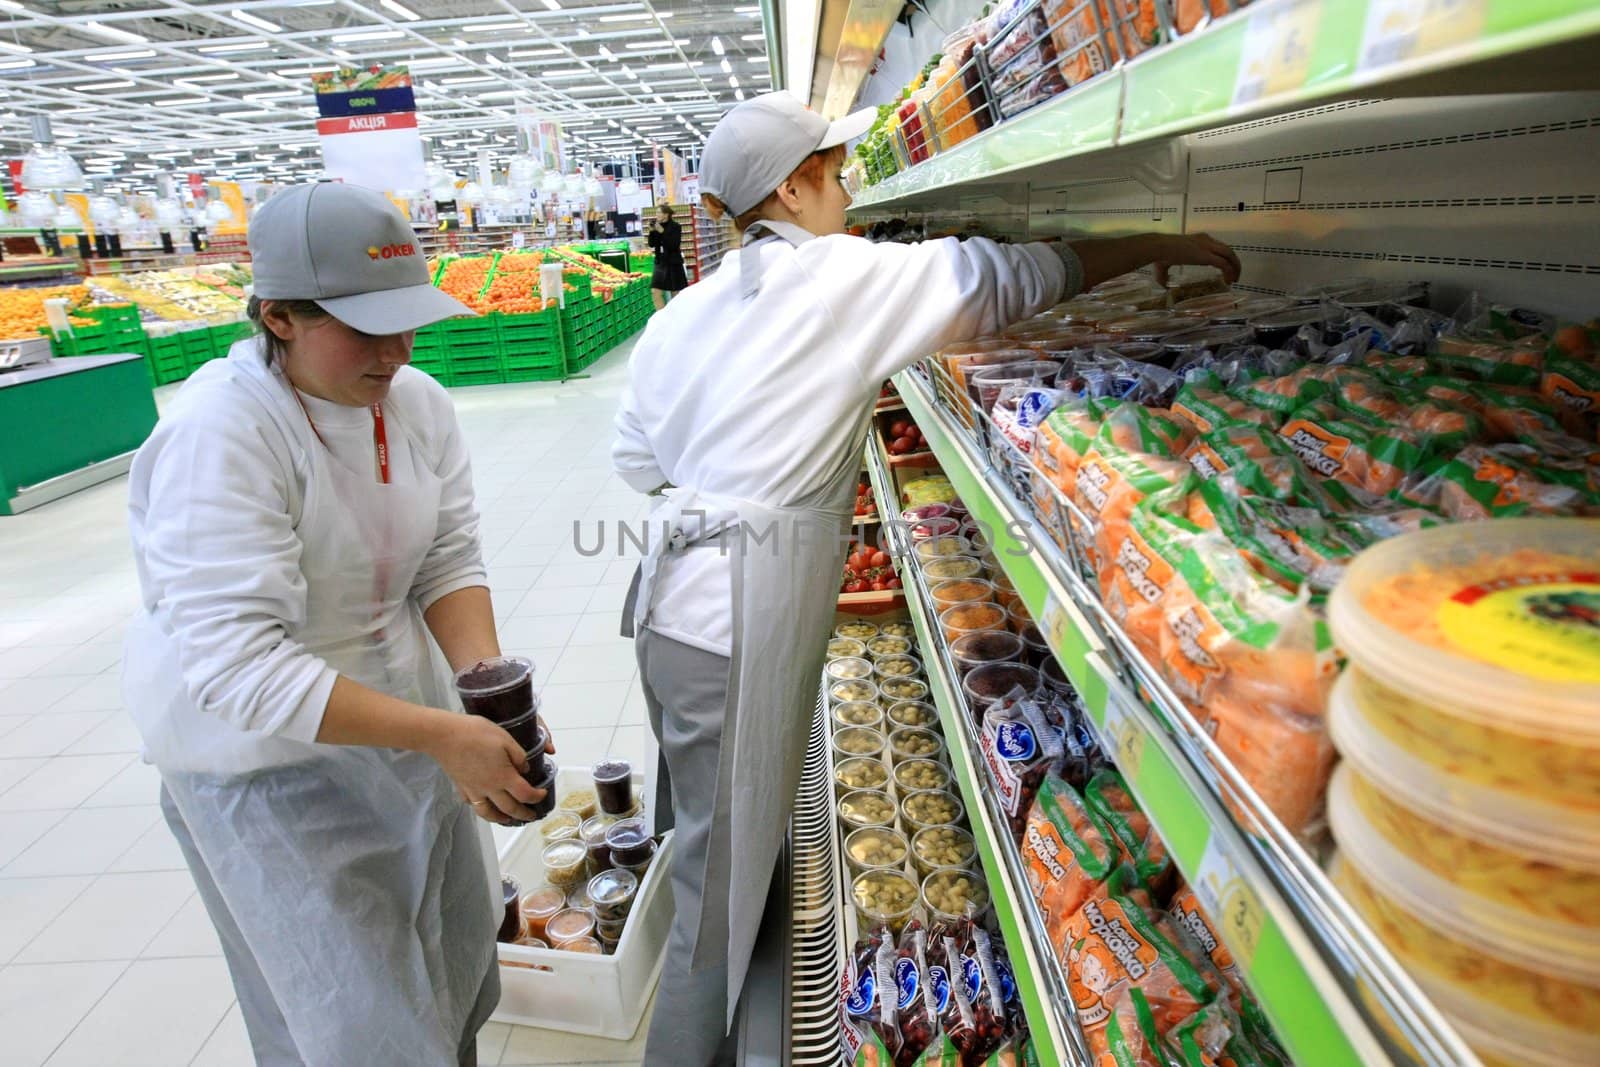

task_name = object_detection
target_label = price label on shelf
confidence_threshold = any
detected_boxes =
[1192,836,1266,970]
[1042,595,1073,656]
[1097,689,1146,779]
[1232,0,1323,106]
[1358,0,1488,72]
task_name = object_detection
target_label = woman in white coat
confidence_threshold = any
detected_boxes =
[124,183,551,1066]
[612,93,1239,1064]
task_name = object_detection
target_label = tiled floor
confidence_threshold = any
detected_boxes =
[0,340,660,1066]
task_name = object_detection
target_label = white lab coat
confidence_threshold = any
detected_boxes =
[123,339,485,775]
[122,339,499,1065]
[612,226,1077,1027]
[613,232,1077,655]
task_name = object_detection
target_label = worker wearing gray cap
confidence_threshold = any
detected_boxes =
[125,182,553,1065]
[614,92,1239,1064]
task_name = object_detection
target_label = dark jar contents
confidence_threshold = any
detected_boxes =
[454,656,534,724]
[497,876,522,943]
[521,754,558,821]
[502,712,545,754]
[604,818,654,868]
[591,758,634,815]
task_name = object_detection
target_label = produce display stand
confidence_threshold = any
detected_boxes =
[0,351,158,515]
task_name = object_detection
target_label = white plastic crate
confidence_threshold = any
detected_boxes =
[491,766,674,1040]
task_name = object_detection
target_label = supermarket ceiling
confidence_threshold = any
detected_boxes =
[0,0,775,189]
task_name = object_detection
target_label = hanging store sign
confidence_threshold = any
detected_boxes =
[311,65,416,118]
[316,112,426,193]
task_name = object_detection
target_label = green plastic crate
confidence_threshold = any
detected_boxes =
[442,317,497,344]
[449,366,506,388]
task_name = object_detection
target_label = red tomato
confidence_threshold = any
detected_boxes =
[870,550,889,568]
[844,580,866,594]
[870,580,887,592]
[890,419,912,438]
[886,577,902,589]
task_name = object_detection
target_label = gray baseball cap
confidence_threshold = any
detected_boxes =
[249,182,474,335]
[700,92,875,217]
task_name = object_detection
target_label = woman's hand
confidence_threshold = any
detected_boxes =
[426,714,555,826]
[1151,232,1241,286]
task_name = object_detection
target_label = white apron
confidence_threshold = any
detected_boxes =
[626,219,862,1024]
[128,381,499,1065]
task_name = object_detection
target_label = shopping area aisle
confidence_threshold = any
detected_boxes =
[0,340,658,1067]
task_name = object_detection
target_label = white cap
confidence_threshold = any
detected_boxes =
[700,93,875,217]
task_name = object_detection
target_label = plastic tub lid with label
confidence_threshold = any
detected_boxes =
[1326,519,1600,807]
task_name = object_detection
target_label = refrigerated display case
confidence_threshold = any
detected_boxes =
[756,3,1600,1064]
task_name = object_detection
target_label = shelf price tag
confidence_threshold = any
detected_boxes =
[1232,0,1323,107]
[1192,836,1266,971]
[1358,0,1488,72]
[1097,688,1146,780]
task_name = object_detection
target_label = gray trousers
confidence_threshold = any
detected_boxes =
[636,626,740,1067]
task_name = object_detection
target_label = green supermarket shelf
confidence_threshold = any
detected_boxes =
[852,0,1600,211]
[860,434,1077,1067]
[895,368,1479,1067]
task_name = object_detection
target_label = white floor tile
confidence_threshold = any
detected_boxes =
[567,613,631,648]
[29,643,123,680]
[80,758,161,808]
[584,584,634,616]
[49,675,126,715]
[0,961,128,1067]
[546,644,639,688]
[43,956,235,1066]
[0,755,47,794]
[0,677,91,718]
[542,727,616,771]
[477,1021,513,1065]
[15,871,194,964]
[61,715,142,756]
[0,713,114,759]
[0,875,94,963]
[0,645,70,679]
[510,584,595,619]
[141,893,223,959]
[497,987,655,1065]
[106,819,188,875]
[189,1003,253,1067]
[3,805,164,879]
[538,681,633,732]
[0,808,69,870]
[0,754,137,813]
[532,560,614,591]
[500,613,583,649]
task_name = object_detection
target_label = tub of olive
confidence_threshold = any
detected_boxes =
[831,726,887,763]
[873,654,922,684]
[900,788,965,835]
[888,726,946,766]
[865,634,913,660]
[877,620,915,640]
[911,825,977,879]
[877,676,930,705]
[921,866,991,928]
[838,788,898,832]
[824,655,875,685]
[834,756,890,797]
[852,868,920,935]
[843,825,911,876]
[834,620,879,641]
[828,678,880,706]
[894,758,951,794]
[831,700,885,732]
[887,700,938,730]
[826,636,868,660]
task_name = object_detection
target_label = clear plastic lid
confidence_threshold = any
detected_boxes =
[1248,305,1327,332]
[1212,295,1292,324]
[1162,324,1257,352]
[1121,314,1207,341]
[1328,672,1600,871]
[1171,291,1244,316]
[1329,766,1600,986]
[1415,968,1600,1067]
[1288,276,1374,302]
[1326,519,1600,740]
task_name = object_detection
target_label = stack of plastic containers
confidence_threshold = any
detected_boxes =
[1326,518,1600,1067]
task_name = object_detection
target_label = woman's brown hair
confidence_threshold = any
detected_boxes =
[701,143,847,232]
[248,295,330,366]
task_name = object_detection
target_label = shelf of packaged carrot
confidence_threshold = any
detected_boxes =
[893,366,1482,1067]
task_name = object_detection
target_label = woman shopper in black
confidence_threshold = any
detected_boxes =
[646,204,689,309]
